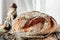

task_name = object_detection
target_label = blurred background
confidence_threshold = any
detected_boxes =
[0,0,60,24]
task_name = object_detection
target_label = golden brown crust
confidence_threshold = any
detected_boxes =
[12,11,57,34]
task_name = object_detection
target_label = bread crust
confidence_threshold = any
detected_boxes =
[12,11,57,35]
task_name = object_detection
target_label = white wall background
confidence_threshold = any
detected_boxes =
[0,0,60,24]
[0,0,2,24]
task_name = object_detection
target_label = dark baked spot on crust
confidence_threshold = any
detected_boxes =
[50,16,56,22]
[22,17,45,29]
[50,18,54,27]
[50,16,55,27]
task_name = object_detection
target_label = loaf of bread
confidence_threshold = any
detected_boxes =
[12,11,57,35]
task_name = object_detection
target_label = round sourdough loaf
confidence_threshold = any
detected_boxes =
[12,11,57,35]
